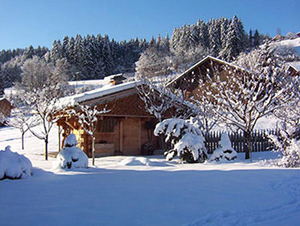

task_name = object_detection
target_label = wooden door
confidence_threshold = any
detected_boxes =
[121,118,141,155]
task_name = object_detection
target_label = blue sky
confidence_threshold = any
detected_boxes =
[0,0,299,50]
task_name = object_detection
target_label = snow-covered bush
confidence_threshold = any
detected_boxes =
[0,146,32,180]
[55,134,88,169]
[210,133,237,162]
[154,118,207,163]
[268,125,300,167]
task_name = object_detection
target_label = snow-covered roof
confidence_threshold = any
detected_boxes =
[288,61,300,72]
[57,81,141,109]
[273,37,300,56]
[103,73,123,81]
[68,79,108,86]
[166,55,242,87]
[0,96,10,103]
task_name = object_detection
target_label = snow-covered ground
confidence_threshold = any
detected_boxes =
[274,37,300,55]
[1,125,300,226]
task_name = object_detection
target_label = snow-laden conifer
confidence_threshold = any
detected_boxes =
[268,122,300,167]
[154,118,207,163]
[210,133,237,162]
[55,134,88,169]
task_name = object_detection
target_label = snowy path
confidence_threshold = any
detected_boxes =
[1,126,300,226]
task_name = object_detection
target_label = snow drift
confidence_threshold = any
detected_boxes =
[0,146,32,179]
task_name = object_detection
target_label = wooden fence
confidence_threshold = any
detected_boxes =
[204,130,279,154]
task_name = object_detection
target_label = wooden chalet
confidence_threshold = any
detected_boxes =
[55,82,166,157]
[166,55,243,99]
[287,62,300,76]
[0,97,12,117]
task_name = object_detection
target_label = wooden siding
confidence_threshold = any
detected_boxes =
[0,98,12,117]
[167,56,243,101]
[56,89,161,157]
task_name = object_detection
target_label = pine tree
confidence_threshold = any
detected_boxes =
[197,20,209,50]
[220,18,229,49]
[208,19,221,57]
[253,29,260,47]
[51,40,62,61]
[249,29,254,48]
[66,37,75,65]
[219,16,246,61]
[24,45,35,59]
[62,36,69,58]
[102,35,114,76]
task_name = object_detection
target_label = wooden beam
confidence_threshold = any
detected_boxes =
[138,119,141,153]
[120,120,123,153]
[65,120,76,130]
[58,126,61,152]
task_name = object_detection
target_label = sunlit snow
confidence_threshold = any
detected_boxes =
[0,125,300,226]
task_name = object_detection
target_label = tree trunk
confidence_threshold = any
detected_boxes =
[45,135,48,161]
[92,136,95,166]
[58,126,61,152]
[244,130,252,160]
[21,132,25,150]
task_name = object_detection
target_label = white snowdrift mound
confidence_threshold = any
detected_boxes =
[54,134,88,169]
[118,157,151,166]
[0,146,32,179]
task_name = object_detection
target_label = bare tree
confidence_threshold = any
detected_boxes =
[189,98,220,136]
[136,78,191,122]
[77,105,109,166]
[198,44,296,160]
[18,55,68,160]
[137,78,219,138]
[7,106,38,150]
[22,87,61,160]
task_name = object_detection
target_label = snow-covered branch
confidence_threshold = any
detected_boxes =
[197,44,297,159]
[154,117,207,163]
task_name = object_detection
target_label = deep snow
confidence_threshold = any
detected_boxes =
[1,125,300,226]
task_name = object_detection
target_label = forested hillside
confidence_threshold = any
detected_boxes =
[0,16,264,93]
[136,16,265,77]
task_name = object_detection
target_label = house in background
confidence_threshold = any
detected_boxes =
[55,81,172,157]
[287,61,300,76]
[166,55,243,99]
[0,97,12,126]
[0,96,12,117]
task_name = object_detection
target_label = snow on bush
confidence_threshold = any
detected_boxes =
[210,133,237,162]
[0,146,32,180]
[268,126,300,167]
[154,118,207,163]
[55,134,88,169]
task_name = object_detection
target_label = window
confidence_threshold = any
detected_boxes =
[97,118,117,133]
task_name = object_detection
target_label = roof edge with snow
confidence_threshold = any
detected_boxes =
[166,55,242,87]
[57,81,142,109]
